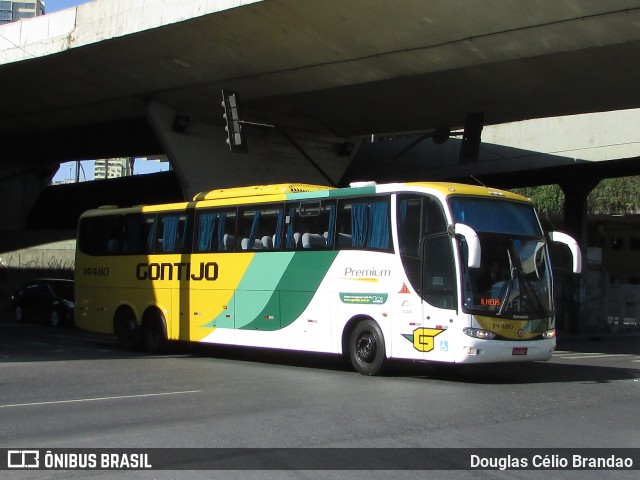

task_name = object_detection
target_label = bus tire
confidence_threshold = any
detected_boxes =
[142,311,167,354]
[349,319,386,376]
[113,308,141,350]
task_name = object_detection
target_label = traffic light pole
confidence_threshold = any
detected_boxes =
[239,120,336,187]
[222,90,335,186]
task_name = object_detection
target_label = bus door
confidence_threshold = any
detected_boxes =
[395,194,456,362]
[419,233,458,362]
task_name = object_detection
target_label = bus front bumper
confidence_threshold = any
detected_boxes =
[455,338,556,363]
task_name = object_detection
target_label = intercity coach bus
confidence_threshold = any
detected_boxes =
[74,182,581,375]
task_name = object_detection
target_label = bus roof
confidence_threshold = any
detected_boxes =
[192,182,529,203]
[192,183,334,201]
[80,181,530,218]
[405,182,530,202]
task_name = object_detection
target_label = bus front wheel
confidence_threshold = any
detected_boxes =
[349,319,386,376]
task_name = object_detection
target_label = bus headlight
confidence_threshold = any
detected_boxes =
[463,327,496,340]
[542,329,556,339]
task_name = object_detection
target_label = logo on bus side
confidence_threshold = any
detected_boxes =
[339,293,388,305]
[403,327,445,352]
[136,262,219,281]
[342,267,391,282]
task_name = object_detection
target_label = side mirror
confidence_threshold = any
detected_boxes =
[451,223,481,269]
[549,231,582,274]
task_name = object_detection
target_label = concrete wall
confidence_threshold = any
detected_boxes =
[0,232,75,302]
[0,171,50,230]
[1,0,261,63]
[482,108,640,163]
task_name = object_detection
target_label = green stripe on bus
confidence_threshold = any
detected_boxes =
[238,251,338,331]
[202,251,337,331]
[202,253,294,329]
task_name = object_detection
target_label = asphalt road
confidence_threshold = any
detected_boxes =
[1,313,638,480]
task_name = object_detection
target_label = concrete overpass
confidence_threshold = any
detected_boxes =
[1,0,640,235]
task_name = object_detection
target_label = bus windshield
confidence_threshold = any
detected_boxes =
[450,197,552,319]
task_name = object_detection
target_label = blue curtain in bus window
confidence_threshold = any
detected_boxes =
[248,211,261,245]
[146,219,156,254]
[216,213,227,251]
[198,213,215,252]
[163,216,179,252]
[351,203,368,247]
[274,209,284,249]
[327,204,336,248]
[368,201,389,249]
[399,199,408,226]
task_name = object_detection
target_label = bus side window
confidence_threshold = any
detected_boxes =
[78,215,123,256]
[120,213,157,255]
[284,201,336,250]
[156,213,190,254]
[397,195,447,256]
[423,234,456,309]
[397,197,421,257]
[337,198,391,251]
[237,205,284,251]
[424,197,447,235]
[193,209,237,253]
[397,195,447,296]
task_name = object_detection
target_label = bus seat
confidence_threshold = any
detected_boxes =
[302,233,326,249]
[338,233,352,247]
[241,238,264,250]
[223,234,234,251]
[261,235,273,250]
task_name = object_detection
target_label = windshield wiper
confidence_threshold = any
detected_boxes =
[520,276,546,315]
[497,265,516,316]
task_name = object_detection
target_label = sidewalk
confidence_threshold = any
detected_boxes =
[556,331,640,355]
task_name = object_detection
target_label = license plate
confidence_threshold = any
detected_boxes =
[512,347,528,356]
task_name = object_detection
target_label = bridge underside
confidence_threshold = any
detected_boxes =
[1,1,640,207]
[1,0,640,315]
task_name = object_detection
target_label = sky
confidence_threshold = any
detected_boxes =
[45,0,170,183]
[54,159,170,183]
[45,0,90,13]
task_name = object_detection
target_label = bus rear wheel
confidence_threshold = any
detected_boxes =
[114,309,140,350]
[142,314,167,354]
[349,319,386,376]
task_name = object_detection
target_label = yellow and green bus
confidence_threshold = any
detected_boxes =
[75,181,581,375]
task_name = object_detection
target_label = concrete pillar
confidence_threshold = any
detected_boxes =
[559,179,598,333]
[0,171,50,235]
[145,100,354,199]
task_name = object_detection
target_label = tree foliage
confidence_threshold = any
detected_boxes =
[511,176,640,216]
[587,176,640,214]
[511,184,564,215]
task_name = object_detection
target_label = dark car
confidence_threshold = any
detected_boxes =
[11,278,75,327]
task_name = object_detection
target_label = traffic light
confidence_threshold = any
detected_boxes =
[221,89,248,153]
[459,112,484,164]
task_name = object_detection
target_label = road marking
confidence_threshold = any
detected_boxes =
[0,390,202,409]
